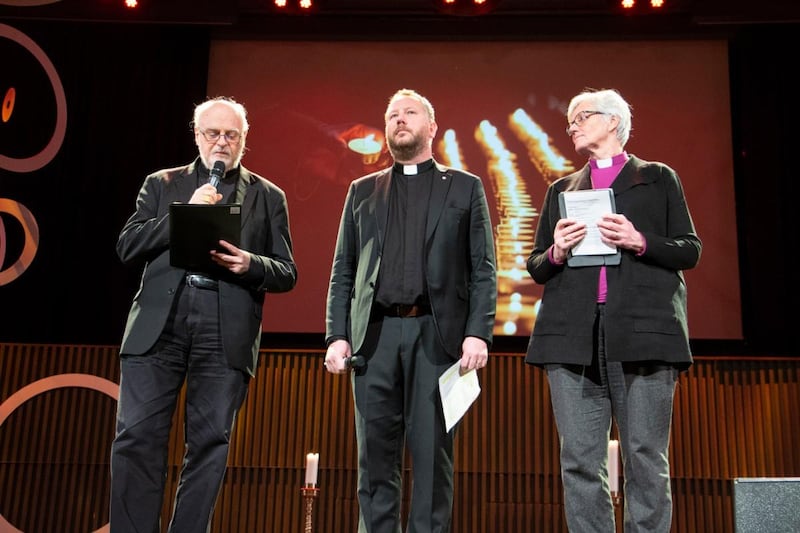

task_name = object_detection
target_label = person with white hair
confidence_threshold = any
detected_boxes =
[526,88,701,532]
[110,96,297,532]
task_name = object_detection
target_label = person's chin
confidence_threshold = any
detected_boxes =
[572,140,589,154]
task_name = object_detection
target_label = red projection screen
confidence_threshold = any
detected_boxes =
[207,39,741,340]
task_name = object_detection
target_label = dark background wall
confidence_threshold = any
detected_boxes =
[1,21,210,346]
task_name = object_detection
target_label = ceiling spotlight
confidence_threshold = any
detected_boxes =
[619,0,669,10]
[273,0,317,13]
[435,0,499,16]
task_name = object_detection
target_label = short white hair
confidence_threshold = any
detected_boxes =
[192,96,249,133]
[567,89,632,147]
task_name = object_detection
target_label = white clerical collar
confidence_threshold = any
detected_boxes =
[590,152,628,170]
[393,159,435,176]
[595,157,614,169]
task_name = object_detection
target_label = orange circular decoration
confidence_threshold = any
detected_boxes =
[1,87,13,123]
[0,199,39,286]
[0,23,67,173]
[0,373,117,533]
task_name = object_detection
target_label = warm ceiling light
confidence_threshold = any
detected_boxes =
[273,0,316,12]
[272,0,316,13]
[124,0,137,7]
[620,0,668,10]
[435,0,497,15]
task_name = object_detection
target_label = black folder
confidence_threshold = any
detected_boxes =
[169,203,241,272]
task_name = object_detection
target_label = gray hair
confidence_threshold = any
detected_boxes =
[192,96,250,133]
[567,88,632,147]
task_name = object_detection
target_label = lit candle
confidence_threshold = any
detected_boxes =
[305,452,319,486]
[608,440,620,493]
[347,134,383,164]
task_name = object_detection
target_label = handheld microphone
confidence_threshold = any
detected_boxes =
[345,355,365,369]
[208,160,226,188]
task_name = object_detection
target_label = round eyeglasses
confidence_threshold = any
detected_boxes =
[566,110,607,136]
[198,129,241,143]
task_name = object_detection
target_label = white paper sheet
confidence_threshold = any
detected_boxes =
[560,189,617,256]
[438,360,481,432]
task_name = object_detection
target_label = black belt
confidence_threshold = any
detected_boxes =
[378,303,432,318]
[185,274,219,291]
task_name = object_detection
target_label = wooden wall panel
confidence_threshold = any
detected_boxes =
[1,344,799,532]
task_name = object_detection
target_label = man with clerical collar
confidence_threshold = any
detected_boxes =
[324,88,497,532]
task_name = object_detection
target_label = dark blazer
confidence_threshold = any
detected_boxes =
[117,159,297,376]
[325,161,496,358]
[526,155,701,368]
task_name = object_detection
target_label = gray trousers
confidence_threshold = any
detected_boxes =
[546,304,679,533]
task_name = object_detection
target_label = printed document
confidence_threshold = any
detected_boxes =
[559,189,617,256]
[438,360,481,432]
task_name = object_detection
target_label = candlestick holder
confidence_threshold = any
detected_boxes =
[301,484,320,532]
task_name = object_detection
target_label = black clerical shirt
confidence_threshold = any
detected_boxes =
[374,159,435,308]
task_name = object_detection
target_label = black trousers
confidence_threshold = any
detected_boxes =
[351,313,457,533]
[110,283,249,533]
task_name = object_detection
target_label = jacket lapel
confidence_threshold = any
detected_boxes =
[168,162,199,204]
[238,167,256,228]
[611,155,649,196]
[426,162,453,241]
[375,168,392,249]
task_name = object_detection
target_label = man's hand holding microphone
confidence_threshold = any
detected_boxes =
[324,339,364,373]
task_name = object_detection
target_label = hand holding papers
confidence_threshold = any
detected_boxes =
[438,360,481,432]
[558,189,621,267]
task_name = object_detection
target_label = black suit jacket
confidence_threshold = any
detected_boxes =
[526,155,701,368]
[117,159,297,376]
[325,161,496,358]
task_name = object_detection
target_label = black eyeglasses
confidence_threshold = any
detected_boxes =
[566,110,607,136]
[198,129,241,143]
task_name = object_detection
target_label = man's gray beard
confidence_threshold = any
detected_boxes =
[388,136,424,163]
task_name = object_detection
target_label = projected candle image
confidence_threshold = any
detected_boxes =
[209,40,742,341]
[348,133,383,164]
[438,108,576,336]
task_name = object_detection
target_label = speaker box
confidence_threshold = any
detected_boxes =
[733,477,800,533]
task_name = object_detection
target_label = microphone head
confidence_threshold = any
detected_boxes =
[209,160,226,187]
[346,355,365,369]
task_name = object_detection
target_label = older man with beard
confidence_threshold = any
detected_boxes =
[324,88,497,533]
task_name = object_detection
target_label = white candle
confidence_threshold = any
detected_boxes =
[305,452,319,486]
[608,440,620,493]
